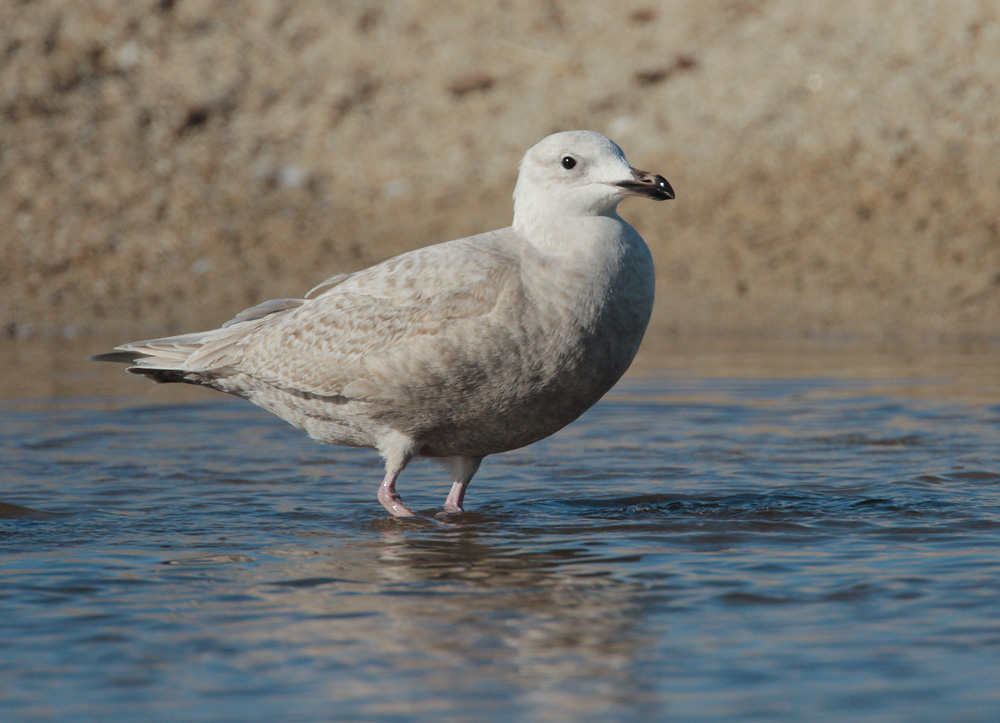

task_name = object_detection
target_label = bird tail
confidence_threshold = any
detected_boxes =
[87,297,304,384]
[87,329,239,384]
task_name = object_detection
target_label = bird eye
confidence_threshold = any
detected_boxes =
[561,156,577,170]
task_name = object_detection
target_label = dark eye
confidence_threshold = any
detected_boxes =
[561,156,576,170]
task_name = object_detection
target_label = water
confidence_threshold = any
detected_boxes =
[2,341,999,721]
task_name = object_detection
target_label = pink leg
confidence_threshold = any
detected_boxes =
[442,457,482,513]
[375,431,418,518]
[377,469,416,517]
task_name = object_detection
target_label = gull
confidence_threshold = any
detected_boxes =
[90,130,674,517]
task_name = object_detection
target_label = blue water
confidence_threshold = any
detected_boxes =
[2,353,999,721]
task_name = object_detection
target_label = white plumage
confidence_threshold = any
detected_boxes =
[91,130,673,517]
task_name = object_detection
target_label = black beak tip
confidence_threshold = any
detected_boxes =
[617,171,675,201]
[657,176,675,200]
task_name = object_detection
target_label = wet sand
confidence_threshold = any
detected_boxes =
[5,335,1000,407]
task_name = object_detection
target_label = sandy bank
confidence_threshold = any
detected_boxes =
[2,1,998,342]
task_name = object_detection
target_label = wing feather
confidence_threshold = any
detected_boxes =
[236,232,522,398]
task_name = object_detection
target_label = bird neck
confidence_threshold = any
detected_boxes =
[512,209,627,256]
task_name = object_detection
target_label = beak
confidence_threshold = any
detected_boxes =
[614,167,675,201]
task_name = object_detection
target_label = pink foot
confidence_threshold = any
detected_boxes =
[377,474,416,517]
[442,482,466,514]
[441,457,480,513]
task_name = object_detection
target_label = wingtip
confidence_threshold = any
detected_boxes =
[86,351,140,364]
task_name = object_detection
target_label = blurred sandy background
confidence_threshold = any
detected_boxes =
[2,0,998,343]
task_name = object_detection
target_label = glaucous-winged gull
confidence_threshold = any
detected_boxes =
[90,130,674,517]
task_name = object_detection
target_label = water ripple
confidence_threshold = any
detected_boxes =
[1,374,999,722]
